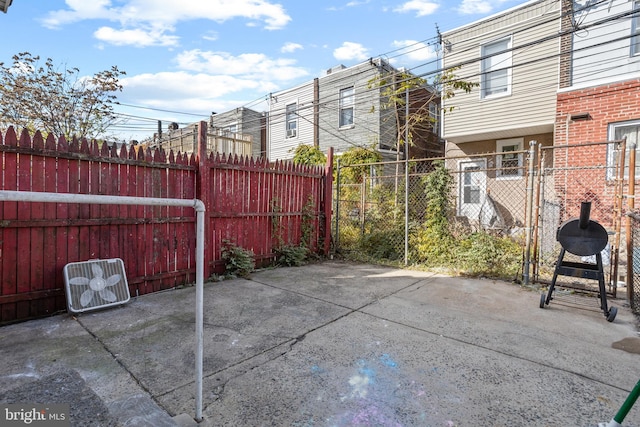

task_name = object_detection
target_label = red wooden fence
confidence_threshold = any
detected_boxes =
[0,122,331,324]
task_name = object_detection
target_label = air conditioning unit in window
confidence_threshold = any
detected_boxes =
[287,129,297,138]
[63,258,130,314]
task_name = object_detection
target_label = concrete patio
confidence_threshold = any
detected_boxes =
[1,261,640,426]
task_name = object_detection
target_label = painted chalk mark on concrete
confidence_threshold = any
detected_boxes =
[303,353,458,426]
[328,354,435,426]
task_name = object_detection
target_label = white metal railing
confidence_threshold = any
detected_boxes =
[0,190,206,422]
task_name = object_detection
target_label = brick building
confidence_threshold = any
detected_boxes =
[556,0,640,221]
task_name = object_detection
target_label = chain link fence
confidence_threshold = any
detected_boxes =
[534,141,626,296]
[334,140,630,291]
[629,213,640,313]
[335,151,530,280]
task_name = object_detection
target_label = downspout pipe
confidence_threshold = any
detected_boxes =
[0,190,206,422]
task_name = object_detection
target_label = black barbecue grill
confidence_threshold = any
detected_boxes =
[539,201,617,322]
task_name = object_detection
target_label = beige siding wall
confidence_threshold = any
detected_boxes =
[444,132,553,225]
[441,0,560,143]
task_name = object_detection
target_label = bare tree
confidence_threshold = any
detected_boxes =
[0,52,126,141]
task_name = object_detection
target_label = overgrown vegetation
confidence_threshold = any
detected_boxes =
[221,240,255,278]
[270,195,316,267]
[291,144,326,166]
[274,244,309,267]
[409,160,455,266]
[337,146,383,183]
[336,157,522,280]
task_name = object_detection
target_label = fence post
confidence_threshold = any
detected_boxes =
[627,143,636,298]
[612,138,627,296]
[324,148,334,256]
[196,121,211,280]
[523,140,537,286]
[335,159,341,251]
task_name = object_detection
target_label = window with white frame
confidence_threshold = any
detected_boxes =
[496,138,523,178]
[339,86,355,127]
[607,121,640,180]
[481,37,512,98]
[632,1,640,56]
[286,103,297,138]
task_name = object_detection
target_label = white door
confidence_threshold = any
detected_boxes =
[458,160,487,221]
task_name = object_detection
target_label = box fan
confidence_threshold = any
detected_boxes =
[63,258,130,314]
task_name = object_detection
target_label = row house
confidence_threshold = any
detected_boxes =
[208,107,266,158]
[155,107,263,158]
[266,58,441,162]
[177,59,440,164]
[440,0,561,228]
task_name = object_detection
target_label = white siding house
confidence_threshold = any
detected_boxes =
[571,0,640,88]
[317,60,397,157]
[267,80,316,160]
[266,58,439,161]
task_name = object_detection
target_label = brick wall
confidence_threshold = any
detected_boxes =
[554,79,640,223]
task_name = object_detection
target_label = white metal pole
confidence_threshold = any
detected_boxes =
[194,203,205,422]
[0,190,206,422]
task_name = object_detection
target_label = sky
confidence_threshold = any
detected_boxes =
[0,0,522,142]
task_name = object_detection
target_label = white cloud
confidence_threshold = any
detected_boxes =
[94,26,180,47]
[175,50,309,81]
[333,42,369,62]
[123,72,264,98]
[281,42,303,53]
[120,71,279,115]
[327,0,370,11]
[41,0,291,46]
[457,0,512,14]
[116,47,310,127]
[394,0,439,17]
[457,0,492,14]
[391,40,437,62]
[202,31,219,42]
[346,0,371,6]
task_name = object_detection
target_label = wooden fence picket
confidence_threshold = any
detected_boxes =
[0,123,331,323]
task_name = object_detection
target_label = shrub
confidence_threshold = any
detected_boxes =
[221,240,255,278]
[453,232,522,279]
[291,144,326,166]
[274,244,309,267]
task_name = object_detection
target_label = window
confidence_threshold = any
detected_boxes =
[429,102,439,136]
[481,37,512,98]
[223,124,237,134]
[286,103,297,138]
[463,166,481,203]
[607,121,640,180]
[496,138,523,178]
[339,87,355,127]
[632,1,640,56]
